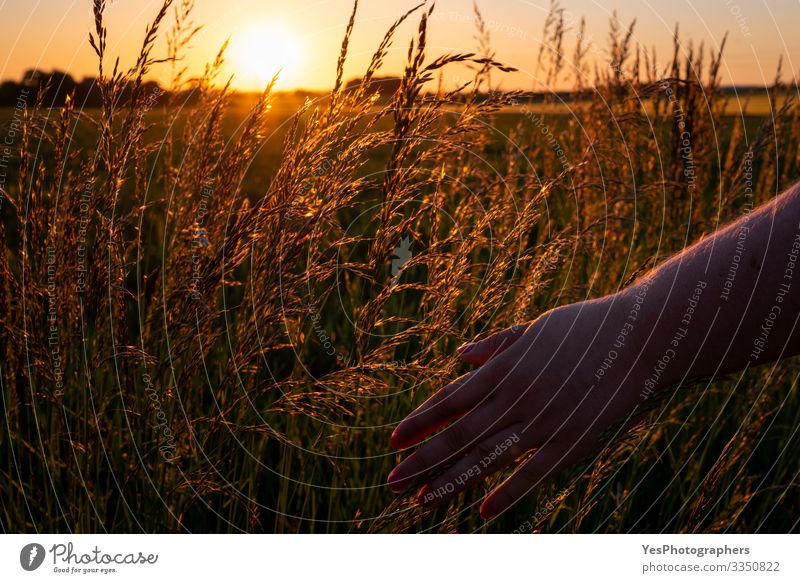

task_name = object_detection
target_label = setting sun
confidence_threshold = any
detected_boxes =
[231,25,302,90]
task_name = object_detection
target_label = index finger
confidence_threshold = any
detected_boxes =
[390,368,493,450]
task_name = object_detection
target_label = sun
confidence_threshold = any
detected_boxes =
[231,25,302,90]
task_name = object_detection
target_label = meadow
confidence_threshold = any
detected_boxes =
[0,0,798,533]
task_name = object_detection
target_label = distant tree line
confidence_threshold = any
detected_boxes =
[1,69,777,109]
[0,69,167,108]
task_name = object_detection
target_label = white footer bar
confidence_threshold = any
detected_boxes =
[2,534,797,582]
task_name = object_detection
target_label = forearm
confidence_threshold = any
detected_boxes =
[622,181,800,391]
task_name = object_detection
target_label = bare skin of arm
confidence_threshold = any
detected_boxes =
[387,181,800,519]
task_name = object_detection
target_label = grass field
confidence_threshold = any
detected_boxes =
[1,0,798,533]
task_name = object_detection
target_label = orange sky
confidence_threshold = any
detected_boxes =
[1,0,797,92]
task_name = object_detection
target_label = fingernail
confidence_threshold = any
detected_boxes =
[479,501,495,520]
[387,468,405,492]
[457,343,475,355]
[389,428,402,449]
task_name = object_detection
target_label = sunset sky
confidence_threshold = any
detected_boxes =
[1,0,797,92]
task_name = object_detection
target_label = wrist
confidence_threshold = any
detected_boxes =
[604,283,662,395]
[617,276,705,400]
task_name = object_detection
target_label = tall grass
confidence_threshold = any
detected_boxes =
[1,0,798,533]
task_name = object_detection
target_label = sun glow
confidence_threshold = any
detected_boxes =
[231,25,302,90]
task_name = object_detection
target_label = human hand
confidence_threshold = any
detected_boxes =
[387,287,653,519]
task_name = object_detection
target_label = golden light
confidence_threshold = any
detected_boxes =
[231,25,302,90]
